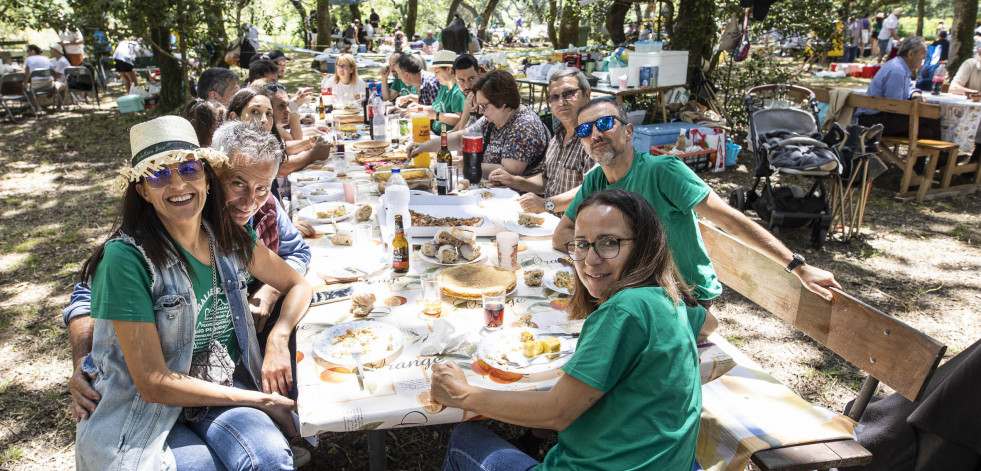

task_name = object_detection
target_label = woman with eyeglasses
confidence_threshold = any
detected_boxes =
[321,54,365,106]
[408,69,549,179]
[431,188,703,471]
[74,116,311,470]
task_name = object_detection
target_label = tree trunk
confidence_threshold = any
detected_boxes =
[150,26,183,111]
[548,0,558,48]
[477,0,502,44]
[670,0,716,71]
[447,0,464,27]
[288,0,309,49]
[557,0,580,47]
[316,0,331,51]
[660,0,673,38]
[405,0,418,38]
[349,4,362,22]
[949,0,978,73]
[458,0,478,23]
[605,0,631,46]
[915,0,925,36]
[203,1,229,67]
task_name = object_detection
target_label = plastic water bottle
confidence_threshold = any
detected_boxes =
[371,91,386,141]
[932,61,947,95]
[385,168,412,245]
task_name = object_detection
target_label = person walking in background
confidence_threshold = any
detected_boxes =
[369,8,380,29]
[877,8,902,63]
[871,13,884,60]
[860,16,871,58]
[112,37,139,94]
[59,28,85,66]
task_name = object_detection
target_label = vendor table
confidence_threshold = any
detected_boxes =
[516,76,676,122]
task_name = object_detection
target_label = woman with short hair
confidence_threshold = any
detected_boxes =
[320,54,366,105]
[431,188,703,471]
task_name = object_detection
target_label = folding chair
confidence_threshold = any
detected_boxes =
[27,69,63,111]
[65,65,100,109]
[0,72,37,123]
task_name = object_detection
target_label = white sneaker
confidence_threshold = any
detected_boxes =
[292,445,311,468]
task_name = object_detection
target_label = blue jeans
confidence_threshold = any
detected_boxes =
[441,423,539,471]
[167,406,293,471]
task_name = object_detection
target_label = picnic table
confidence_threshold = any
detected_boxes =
[515,76,674,122]
[921,92,981,153]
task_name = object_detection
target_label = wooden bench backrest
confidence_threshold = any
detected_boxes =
[699,221,945,402]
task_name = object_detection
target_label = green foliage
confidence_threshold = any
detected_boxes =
[898,17,953,40]
[712,51,796,140]
[751,0,844,56]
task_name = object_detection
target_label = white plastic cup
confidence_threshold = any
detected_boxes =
[353,179,372,205]
[619,74,628,90]
[353,223,373,247]
[495,231,519,271]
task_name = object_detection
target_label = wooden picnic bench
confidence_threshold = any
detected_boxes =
[699,220,946,470]
[809,87,981,202]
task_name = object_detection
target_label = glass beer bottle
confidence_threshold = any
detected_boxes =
[435,133,451,195]
[392,214,410,274]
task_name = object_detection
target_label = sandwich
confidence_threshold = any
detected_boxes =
[435,229,463,247]
[355,205,373,222]
[458,243,481,262]
[420,240,439,258]
[450,227,476,246]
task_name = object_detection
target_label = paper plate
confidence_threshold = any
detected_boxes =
[542,267,575,296]
[289,170,337,187]
[298,202,358,223]
[503,213,560,237]
[312,320,405,367]
[476,328,573,375]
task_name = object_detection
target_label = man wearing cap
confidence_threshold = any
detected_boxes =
[267,50,289,79]
[395,53,440,107]
[380,51,418,102]
[450,54,486,132]
[877,8,903,62]
[409,50,466,135]
[488,68,593,216]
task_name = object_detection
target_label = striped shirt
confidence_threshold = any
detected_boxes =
[418,71,440,105]
[543,125,593,203]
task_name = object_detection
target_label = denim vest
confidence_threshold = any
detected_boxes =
[75,225,264,471]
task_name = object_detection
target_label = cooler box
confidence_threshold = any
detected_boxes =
[632,122,713,153]
[627,51,688,87]
[116,94,145,114]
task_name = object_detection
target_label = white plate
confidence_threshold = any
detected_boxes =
[542,267,575,296]
[463,187,518,200]
[298,202,358,223]
[289,170,337,187]
[294,183,345,203]
[312,320,405,367]
[503,213,560,237]
[418,244,488,266]
[476,328,573,375]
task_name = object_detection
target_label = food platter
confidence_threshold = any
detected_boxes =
[503,213,560,237]
[476,328,574,375]
[418,244,488,266]
[298,202,358,223]
[312,320,405,367]
[289,170,337,187]
[293,182,345,203]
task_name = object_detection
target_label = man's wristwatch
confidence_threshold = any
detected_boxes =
[435,111,440,122]
[785,253,806,273]
[544,198,555,212]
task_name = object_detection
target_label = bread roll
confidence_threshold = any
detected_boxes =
[356,205,373,222]
[435,229,463,247]
[523,268,544,286]
[437,245,458,264]
[421,241,439,258]
[451,227,476,246]
[458,243,481,261]
[331,232,353,246]
[350,293,376,317]
[518,213,545,227]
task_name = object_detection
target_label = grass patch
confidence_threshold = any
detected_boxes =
[0,446,24,466]
[8,238,42,253]
[56,232,80,244]
[725,334,745,347]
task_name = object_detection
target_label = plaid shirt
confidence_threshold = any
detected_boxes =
[418,71,440,105]
[543,125,592,200]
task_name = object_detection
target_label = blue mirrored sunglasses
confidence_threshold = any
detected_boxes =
[575,115,627,138]
[145,160,205,189]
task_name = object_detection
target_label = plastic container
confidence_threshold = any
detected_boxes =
[632,122,713,153]
[634,41,652,53]
[384,168,412,241]
[627,51,688,87]
[370,91,386,141]
[116,94,145,114]
[725,139,742,167]
[650,144,715,172]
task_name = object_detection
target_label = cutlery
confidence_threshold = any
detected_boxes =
[351,350,366,391]
[506,350,575,368]
[344,266,369,275]
[322,275,360,285]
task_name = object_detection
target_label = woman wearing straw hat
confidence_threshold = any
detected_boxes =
[406,50,466,135]
[74,116,311,470]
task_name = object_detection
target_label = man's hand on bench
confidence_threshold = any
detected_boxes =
[792,264,841,301]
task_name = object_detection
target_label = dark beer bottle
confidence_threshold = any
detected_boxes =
[392,214,409,274]
[435,133,451,195]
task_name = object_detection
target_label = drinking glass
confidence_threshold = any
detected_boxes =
[482,288,505,330]
[331,152,347,177]
[495,231,519,271]
[353,223,373,248]
[421,272,442,317]
[353,179,372,205]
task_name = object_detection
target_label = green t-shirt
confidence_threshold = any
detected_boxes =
[430,83,465,135]
[565,151,722,300]
[390,78,417,97]
[539,287,701,470]
[91,228,258,360]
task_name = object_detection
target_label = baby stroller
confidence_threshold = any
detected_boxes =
[729,84,841,248]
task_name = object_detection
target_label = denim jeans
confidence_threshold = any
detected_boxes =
[167,406,293,471]
[441,423,539,471]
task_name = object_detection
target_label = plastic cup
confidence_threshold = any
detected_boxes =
[343,182,356,203]
[495,231,519,271]
[353,223,373,248]
[619,74,628,90]
[331,152,347,177]
[353,179,372,205]
[421,272,442,317]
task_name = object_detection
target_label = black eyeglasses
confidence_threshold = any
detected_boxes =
[144,160,205,189]
[265,83,286,91]
[547,88,581,104]
[575,115,627,138]
[564,236,634,261]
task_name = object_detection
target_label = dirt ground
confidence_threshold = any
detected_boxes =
[0,62,978,470]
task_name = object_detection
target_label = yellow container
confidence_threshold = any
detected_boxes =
[412,115,431,168]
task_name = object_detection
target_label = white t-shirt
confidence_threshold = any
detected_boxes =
[878,14,899,40]
[51,56,71,82]
[60,30,84,55]
[113,40,137,64]
[24,55,54,87]
[322,76,366,105]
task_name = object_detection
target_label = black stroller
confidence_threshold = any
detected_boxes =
[729,84,841,248]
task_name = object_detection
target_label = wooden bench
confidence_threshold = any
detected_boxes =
[699,221,946,470]
[809,87,981,202]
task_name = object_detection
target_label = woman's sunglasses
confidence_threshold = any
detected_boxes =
[575,115,627,138]
[144,160,205,189]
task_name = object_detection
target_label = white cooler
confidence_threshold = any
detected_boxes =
[627,51,689,88]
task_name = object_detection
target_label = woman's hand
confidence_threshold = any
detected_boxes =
[430,361,471,409]
[261,336,293,396]
[258,393,299,438]
[293,217,316,237]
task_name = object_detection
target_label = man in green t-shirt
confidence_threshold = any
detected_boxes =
[380,52,417,102]
[553,99,842,330]
[413,50,465,134]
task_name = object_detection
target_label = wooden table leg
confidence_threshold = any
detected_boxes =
[915,148,940,202]
[368,429,387,471]
[939,145,959,189]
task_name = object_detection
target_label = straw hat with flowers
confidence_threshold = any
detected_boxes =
[113,116,228,192]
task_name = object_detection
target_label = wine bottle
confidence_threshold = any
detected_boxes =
[435,132,451,195]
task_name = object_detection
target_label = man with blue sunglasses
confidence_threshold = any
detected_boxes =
[553,99,841,333]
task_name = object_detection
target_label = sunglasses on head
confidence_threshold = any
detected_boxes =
[144,160,205,189]
[576,115,627,138]
[265,83,286,91]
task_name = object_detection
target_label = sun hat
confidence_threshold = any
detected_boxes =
[48,42,63,52]
[892,8,904,15]
[114,116,228,192]
[432,50,458,68]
